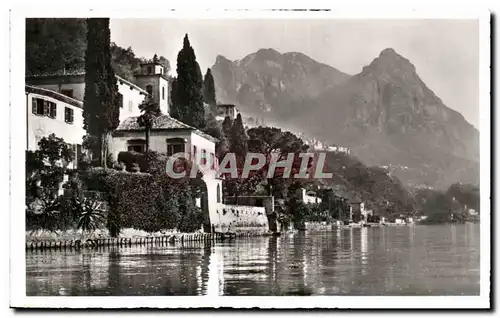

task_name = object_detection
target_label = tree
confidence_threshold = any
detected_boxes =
[83,18,120,168]
[137,97,162,152]
[170,77,179,115]
[229,113,248,158]
[110,43,142,82]
[26,18,87,75]
[26,134,74,192]
[170,34,205,129]
[203,68,217,107]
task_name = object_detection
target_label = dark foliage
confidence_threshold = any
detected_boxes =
[26,18,87,75]
[170,34,205,129]
[83,18,120,167]
[137,97,162,152]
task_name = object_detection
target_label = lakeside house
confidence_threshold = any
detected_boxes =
[25,59,270,233]
[26,85,84,169]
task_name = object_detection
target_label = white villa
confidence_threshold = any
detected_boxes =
[25,58,269,232]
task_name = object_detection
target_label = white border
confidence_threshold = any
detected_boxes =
[9,5,491,309]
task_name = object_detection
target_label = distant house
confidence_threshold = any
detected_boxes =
[300,188,322,204]
[215,104,237,121]
[468,209,478,216]
[350,201,366,222]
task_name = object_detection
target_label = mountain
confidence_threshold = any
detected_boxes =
[211,48,479,189]
[212,48,349,119]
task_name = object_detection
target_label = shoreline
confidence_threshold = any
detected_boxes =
[25,230,276,251]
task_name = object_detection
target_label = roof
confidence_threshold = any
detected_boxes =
[115,76,148,95]
[25,85,83,108]
[217,104,236,108]
[115,115,219,143]
[26,71,148,95]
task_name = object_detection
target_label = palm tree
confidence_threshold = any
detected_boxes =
[73,195,105,238]
[137,97,162,152]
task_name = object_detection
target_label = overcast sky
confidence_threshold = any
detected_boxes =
[110,19,479,128]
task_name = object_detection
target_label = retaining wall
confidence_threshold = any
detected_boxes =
[25,231,271,251]
[214,204,268,233]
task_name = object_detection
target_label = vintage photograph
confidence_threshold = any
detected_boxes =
[10,8,490,309]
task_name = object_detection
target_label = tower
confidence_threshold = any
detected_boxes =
[134,54,169,114]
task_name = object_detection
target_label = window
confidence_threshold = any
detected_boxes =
[162,86,165,100]
[167,138,185,157]
[64,107,74,124]
[117,93,123,108]
[128,100,133,112]
[201,149,207,165]
[60,89,73,98]
[193,145,197,162]
[148,66,152,74]
[216,184,221,203]
[48,102,57,118]
[146,85,153,96]
[127,139,146,153]
[167,144,185,157]
[210,153,215,169]
[32,98,56,118]
[128,145,144,153]
[32,98,44,115]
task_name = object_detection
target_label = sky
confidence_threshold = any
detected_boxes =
[110,19,479,128]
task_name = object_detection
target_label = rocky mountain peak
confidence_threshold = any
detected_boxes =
[362,48,416,78]
[215,54,233,65]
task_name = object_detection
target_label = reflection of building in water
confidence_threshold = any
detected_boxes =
[207,247,225,296]
[360,227,368,275]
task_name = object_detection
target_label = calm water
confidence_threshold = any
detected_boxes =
[26,224,480,296]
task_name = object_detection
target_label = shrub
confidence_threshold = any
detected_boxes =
[117,151,150,172]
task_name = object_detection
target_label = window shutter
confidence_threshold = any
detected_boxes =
[43,100,49,116]
[31,98,37,114]
[70,109,74,123]
[50,103,57,118]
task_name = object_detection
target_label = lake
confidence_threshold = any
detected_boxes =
[26,224,480,296]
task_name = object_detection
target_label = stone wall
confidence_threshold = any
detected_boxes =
[213,204,268,233]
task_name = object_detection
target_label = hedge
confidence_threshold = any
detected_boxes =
[104,169,204,236]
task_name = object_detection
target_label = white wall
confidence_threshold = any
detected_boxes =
[190,132,216,167]
[213,204,268,233]
[30,79,146,123]
[111,130,192,159]
[302,189,322,204]
[134,76,169,115]
[27,92,85,150]
[117,83,146,122]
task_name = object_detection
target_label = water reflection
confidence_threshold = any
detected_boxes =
[26,225,480,296]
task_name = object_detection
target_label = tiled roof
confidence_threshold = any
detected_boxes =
[115,115,219,143]
[26,71,148,94]
[25,85,83,108]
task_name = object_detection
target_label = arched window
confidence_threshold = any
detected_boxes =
[216,184,221,203]
[146,85,153,96]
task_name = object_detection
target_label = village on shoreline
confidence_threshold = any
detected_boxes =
[25,19,480,251]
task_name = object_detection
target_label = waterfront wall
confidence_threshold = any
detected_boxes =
[25,231,271,251]
[214,204,268,233]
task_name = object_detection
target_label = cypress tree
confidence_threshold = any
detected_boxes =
[216,116,233,161]
[171,34,205,129]
[170,77,179,117]
[203,68,217,108]
[229,113,248,159]
[83,18,120,167]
